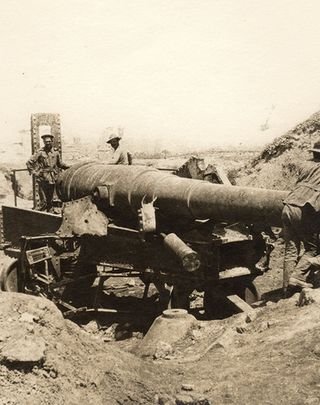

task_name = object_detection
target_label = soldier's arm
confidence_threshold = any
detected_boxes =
[297,163,313,183]
[26,152,41,174]
[57,153,70,170]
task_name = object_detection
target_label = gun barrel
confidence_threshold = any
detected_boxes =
[56,162,287,226]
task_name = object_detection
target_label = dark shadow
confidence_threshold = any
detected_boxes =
[261,287,300,303]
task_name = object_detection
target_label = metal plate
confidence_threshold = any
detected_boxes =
[26,246,51,265]
[1,205,62,248]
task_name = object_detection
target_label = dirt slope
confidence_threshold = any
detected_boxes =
[237,111,320,190]
[1,288,320,404]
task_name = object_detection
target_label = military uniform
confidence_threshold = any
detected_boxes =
[105,132,131,165]
[109,146,130,165]
[27,147,69,212]
[282,162,320,288]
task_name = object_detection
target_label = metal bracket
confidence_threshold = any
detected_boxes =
[94,183,116,206]
[138,196,157,236]
[26,246,52,265]
[57,196,109,237]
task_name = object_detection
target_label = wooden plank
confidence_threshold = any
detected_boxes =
[219,267,251,279]
[215,165,232,185]
[227,294,254,313]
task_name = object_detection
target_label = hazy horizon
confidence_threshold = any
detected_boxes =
[1,0,320,151]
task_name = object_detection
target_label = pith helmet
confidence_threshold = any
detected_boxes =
[106,133,121,143]
[309,140,320,154]
[39,125,54,139]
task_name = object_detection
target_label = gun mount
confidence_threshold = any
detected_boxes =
[0,162,287,319]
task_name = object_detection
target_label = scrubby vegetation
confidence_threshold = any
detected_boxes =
[236,111,320,190]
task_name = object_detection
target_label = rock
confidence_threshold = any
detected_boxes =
[212,329,235,350]
[20,312,37,323]
[1,336,46,365]
[154,342,173,360]
[181,384,194,391]
[83,320,100,334]
[234,310,258,334]
[175,393,210,405]
[175,395,194,405]
[132,331,143,339]
[266,301,275,306]
[191,329,202,340]
[156,395,176,405]
[298,288,320,306]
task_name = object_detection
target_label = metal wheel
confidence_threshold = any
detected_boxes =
[2,260,20,292]
[238,281,261,304]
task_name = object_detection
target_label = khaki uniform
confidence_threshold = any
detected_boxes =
[109,146,130,165]
[282,162,320,288]
[26,147,69,211]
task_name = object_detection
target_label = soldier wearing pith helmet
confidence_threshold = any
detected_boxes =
[26,126,69,212]
[106,131,131,165]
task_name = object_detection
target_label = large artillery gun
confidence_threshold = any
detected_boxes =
[0,162,287,318]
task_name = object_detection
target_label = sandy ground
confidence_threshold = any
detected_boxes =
[2,238,319,405]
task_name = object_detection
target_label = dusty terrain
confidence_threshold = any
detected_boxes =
[1,244,320,405]
[1,111,320,404]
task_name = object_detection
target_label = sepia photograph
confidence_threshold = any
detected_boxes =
[0,1,320,404]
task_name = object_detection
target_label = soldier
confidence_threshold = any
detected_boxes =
[106,132,132,165]
[282,140,320,291]
[26,127,69,212]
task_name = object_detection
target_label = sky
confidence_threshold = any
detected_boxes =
[1,0,320,152]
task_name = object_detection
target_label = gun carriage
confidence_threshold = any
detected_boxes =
[0,162,287,318]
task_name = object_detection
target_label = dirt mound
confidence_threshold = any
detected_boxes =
[170,293,320,405]
[2,283,320,404]
[237,111,320,190]
[0,292,159,405]
[254,111,320,164]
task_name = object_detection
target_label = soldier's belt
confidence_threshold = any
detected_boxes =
[40,169,57,173]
